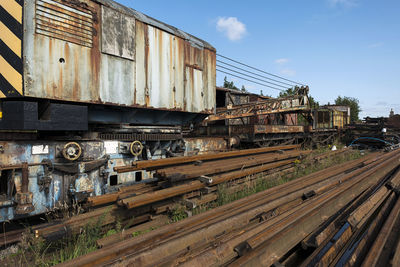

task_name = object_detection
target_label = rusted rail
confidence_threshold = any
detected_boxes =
[120,158,298,209]
[114,144,300,173]
[59,150,394,267]
[156,150,305,181]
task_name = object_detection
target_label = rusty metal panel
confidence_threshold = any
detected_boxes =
[99,54,135,105]
[35,0,94,48]
[185,43,203,68]
[174,37,185,110]
[134,21,147,106]
[95,0,215,51]
[135,23,186,110]
[203,49,216,112]
[185,67,204,113]
[24,0,100,101]
[101,5,135,60]
[147,26,175,109]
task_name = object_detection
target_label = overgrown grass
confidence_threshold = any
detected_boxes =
[131,226,158,238]
[1,213,120,266]
[194,148,363,212]
[169,204,188,222]
[4,204,189,266]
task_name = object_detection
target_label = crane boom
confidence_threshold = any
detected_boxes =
[206,87,311,122]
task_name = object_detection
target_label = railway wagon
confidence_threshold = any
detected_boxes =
[0,0,216,130]
[0,0,216,221]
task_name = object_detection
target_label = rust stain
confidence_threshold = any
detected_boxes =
[134,22,143,105]
[63,42,71,98]
[190,67,194,111]
[202,49,208,106]
[89,2,101,101]
[73,52,79,99]
[46,39,54,97]
[169,36,173,69]
[144,24,150,107]
[60,0,91,13]
[57,60,63,98]
[184,42,190,65]
[158,29,163,103]
[170,36,175,107]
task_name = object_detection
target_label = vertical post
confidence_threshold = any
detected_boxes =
[21,162,29,193]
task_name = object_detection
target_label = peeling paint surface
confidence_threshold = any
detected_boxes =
[23,0,216,114]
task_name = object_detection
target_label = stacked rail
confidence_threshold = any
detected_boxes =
[58,148,400,266]
[1,145,306,246]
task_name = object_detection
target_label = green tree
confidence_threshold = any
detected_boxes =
[222,77,247,92]
[278,87,319,108]
[223,77,239,90]
[334,96,361,122]
[278,88,296,98]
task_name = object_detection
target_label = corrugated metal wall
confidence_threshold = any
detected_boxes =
[23,0,215,114]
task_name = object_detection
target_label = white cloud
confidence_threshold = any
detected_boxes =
[368,42,384,48]
[216,17,247,41]
[328,0,358,7]
[280,69,296,76]
[275,58,289,65]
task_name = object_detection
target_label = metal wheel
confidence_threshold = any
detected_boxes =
[62,142,82,161]
[130,140,143,157]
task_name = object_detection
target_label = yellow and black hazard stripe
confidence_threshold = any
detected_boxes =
[0,0,24,98]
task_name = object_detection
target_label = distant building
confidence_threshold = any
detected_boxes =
[390,109,395,117]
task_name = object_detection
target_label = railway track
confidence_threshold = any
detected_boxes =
[56,148,400,266]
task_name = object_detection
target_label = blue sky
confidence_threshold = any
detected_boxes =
[116,0,399,118]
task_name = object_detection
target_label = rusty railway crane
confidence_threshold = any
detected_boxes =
[194,86,350,147]
[0,0,216,222]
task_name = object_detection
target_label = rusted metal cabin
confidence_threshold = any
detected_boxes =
[313,105,350,129]
[0,0,216,130]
